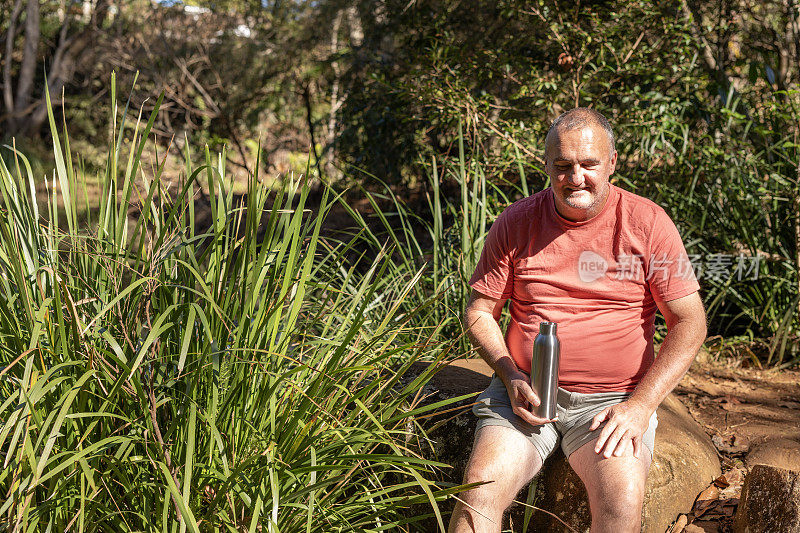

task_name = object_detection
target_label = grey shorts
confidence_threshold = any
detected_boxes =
[473,375,658,463]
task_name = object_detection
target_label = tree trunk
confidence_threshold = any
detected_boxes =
[346,5,363,47]
[21,0,109,136]
[2,0,25,134]
[302,81,323,182]
[13,0,40,127]
[325,11,343,180]
[680,0,741,102]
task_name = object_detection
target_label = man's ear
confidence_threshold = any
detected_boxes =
[609,150,618,174]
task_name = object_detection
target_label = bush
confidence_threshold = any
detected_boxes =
[0,80,470,532]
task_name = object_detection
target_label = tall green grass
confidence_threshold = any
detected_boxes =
[336,125,536,357]
[0,78,472,531]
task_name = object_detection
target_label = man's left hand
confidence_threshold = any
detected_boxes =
[589,400,652,459]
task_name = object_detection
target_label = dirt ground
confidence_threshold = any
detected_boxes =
[669,350,800,533]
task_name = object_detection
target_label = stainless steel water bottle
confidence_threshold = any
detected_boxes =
[531,321,560,420]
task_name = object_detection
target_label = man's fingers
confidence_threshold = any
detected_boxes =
[602,427,625,458]
[612,433,631,457]
[512,405,536,425]
[520,384,541,407]
[511,395,553,425]
[530,412,557,425]
[633,437,641,459]
[512,405,553,426]
[589,407,610,431]
[593,420,615,454]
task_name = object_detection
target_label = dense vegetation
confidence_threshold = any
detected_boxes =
[1,0,799,529]
[2,0,798,360]
[0,81,482,531]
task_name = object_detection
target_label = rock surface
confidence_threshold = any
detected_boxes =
[745,438,800,471]
[733,464,800,533]
[408,358,721,532]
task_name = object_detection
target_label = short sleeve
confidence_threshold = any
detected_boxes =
[646,209,700,302]
[469,210,515,299]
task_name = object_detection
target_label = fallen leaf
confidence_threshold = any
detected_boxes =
[721,395,742,405]
[668,514,688,533]
[723,505,736,516]
[720,467,744,487]
[696,382,725,396]
[713,466,746,490]
[699,503,728,520]
[713,474,729,488]
[732,434,749,448]
[693,484,720,517]
[720,485,742,499]
[719,395,743,411]
[683,524,706,533]
[711,434,750,454]
[689,521,720,533]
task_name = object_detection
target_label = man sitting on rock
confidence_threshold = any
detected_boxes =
[448,108,707,533]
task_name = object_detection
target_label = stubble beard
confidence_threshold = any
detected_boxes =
[560,182,610,213]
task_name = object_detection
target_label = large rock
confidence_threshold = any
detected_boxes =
[733,464,800,533]
[410,359,494,479]
[408,359,721,532]
[745,438,800,472]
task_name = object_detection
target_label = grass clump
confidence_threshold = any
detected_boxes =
[0,78,469,532]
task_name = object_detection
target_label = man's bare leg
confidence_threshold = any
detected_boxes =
[568,438,652,533]
[448,425,543,533]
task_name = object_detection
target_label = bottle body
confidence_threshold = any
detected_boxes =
[531,321,560,420]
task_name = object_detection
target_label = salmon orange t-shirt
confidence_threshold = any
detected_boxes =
[468,184,700,393]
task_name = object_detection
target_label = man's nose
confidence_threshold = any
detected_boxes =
[568,164,585,185]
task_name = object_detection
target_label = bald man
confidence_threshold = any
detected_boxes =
[448,108,707,533]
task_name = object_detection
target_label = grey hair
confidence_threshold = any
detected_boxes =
[545,108,615,158]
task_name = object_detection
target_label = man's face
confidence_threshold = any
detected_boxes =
[545,125,617,222]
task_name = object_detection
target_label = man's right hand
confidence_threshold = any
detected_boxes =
[464,289,557,427]
[501,370,557,426]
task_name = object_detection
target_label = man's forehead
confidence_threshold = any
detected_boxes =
[545,125,611,159]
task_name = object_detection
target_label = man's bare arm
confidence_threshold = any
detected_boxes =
[591,291,707,458]
[464,289,555,426]
[464,289,516,380]
[629,291,707,411]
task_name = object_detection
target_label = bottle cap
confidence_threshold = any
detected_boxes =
[539,321,557,334]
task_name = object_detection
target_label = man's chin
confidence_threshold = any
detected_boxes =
[563,193,595,210]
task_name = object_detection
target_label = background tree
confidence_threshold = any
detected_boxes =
[1,0,112,136]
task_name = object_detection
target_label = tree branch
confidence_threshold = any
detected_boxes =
[680,0,730,89]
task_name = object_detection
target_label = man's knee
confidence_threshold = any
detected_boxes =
[460,461,513,510]
[452,424,543,528]
[458,446,532,512]
[591,476,645,521]
[448,461,510,532]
